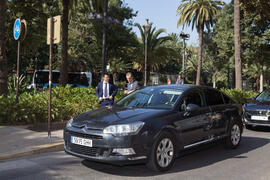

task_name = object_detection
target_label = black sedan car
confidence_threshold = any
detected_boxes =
[64,85,243,171]
[243,89,270,129]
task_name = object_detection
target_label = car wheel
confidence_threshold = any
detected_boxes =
[225,120,242,149]
[147,132,176,172]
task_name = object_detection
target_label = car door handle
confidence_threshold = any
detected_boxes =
[183,112,190,117]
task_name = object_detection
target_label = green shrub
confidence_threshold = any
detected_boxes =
[0,87,125,125]
[221,88,259,104]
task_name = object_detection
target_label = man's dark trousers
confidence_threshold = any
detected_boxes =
[100,99,114,107]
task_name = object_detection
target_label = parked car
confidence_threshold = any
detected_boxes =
[243,89,270,129]
[64,85,243,172]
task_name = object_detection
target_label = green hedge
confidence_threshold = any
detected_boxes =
[0,87,124,125]
[0,86,259,125]
[221,88,259,104]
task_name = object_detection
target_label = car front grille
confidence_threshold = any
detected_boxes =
[246,110,268,116]
[65,130,111,157]
[249,120,270,124]
[66,130,103,140]
[68,143,99,156]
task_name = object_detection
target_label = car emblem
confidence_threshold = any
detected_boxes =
[82,125,88,132]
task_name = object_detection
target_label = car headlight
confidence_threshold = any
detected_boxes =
[103,121,145,136]
[66,118,73,128]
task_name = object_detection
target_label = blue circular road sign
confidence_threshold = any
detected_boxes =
[13,18,21,40]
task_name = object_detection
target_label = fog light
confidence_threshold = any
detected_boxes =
[112,148,135,155]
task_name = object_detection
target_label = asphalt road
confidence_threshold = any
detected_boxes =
[1,127,270,180]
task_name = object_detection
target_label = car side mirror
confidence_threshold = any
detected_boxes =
[186,103,200,111]
[250,97,256,101]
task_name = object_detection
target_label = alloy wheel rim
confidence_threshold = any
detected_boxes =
[156,138,174,168]
[231,124,241,146]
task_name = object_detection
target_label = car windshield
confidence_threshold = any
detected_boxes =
[256,90,270,101]
[116,87,183,109]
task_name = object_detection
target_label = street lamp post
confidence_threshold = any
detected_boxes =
[88,0,121,80]
[143,19,151,86]
[179,32,190,84]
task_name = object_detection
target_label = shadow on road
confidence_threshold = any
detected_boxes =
[81,136,270,177]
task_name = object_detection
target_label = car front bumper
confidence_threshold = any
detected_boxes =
[63,127,149,165]
[243,117,270,127]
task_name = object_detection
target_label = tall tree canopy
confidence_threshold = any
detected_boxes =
[177,0,222,85]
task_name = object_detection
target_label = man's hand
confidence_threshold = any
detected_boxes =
[124,90,129,94]
[99,97,103,102]
[128,90,134,94]
[109,96,113,100]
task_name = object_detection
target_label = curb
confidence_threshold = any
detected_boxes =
[0,141,64,161]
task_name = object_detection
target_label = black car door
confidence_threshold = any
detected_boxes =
[203,88,229,136]
[175,89,212,147]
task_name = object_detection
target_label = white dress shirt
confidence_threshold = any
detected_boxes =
[102,81,110,99]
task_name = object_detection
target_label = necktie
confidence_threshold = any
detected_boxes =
[104,83,108,98]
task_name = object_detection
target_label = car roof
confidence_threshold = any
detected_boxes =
[146,84,206,90]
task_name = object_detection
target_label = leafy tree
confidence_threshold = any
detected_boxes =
[159,33,183,75]
[241,0,270,20]
[207,2,270,91]
[68,0,138,79]
[5,0,61,79]
[177,0,222,85]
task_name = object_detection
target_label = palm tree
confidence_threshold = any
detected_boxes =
[177,0,222,85]
[0,0,8,96]
[234,0,242,89]
[134,23,173,83]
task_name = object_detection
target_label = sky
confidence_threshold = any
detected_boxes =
[124,0,231,46]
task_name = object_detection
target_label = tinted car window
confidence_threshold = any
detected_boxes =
[204,89,224,106]
[180,91,203,111]
[35,71,60,84]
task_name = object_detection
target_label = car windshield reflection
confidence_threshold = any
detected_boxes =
[116,87,183,109]
[256,90,270,101]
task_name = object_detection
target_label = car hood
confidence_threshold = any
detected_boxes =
[72,106,169,130]
[244,100,270,111]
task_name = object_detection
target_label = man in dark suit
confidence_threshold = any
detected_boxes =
[96,73,118,107]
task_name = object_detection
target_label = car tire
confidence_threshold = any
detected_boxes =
[147,131,176,172]
[225,120,242,149]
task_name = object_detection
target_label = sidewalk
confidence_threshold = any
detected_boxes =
[0,126,64,161]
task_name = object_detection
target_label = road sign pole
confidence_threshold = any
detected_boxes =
[15,40,20,102]
[48,17,54,138]
[14,17,21,103]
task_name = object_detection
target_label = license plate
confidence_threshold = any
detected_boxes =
[71,136,92,147]
[251,116,268,121]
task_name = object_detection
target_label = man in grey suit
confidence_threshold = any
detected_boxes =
[124,72,139,95]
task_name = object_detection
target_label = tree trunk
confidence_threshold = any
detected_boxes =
[259,63,264,92]
[212,70,217,88]
[234,0,242,89]
[59,0,69,86]
[113,72,118,85]
[0,0,8,96]
[196,24,203,85]
[231,69,235,89]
